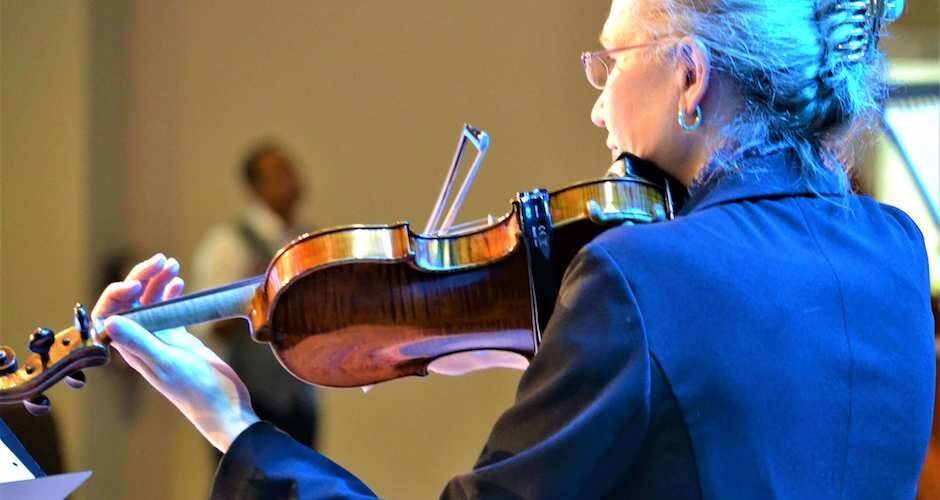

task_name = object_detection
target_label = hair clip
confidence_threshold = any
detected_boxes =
[833,0,905,62]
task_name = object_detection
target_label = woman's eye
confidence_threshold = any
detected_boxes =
[605,56,619,70]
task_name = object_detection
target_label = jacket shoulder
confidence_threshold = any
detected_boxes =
[874,199,928,247]
[585,216,706,276]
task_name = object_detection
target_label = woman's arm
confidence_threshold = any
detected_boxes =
[95,254,377,498]
[96,242,650,499]
[93,253,260,452]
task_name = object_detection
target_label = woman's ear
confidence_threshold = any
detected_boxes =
[676,36,711,117]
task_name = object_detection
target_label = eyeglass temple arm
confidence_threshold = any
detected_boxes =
[423,123,491,236]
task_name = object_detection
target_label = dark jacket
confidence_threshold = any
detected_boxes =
[211,151,935,499]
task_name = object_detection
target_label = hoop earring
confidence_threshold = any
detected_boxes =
[678,105,703,132]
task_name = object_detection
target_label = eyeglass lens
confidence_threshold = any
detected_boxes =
[585,56,610,90]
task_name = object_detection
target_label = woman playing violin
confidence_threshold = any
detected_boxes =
[93,0,934,498]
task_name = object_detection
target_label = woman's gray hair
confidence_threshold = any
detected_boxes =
[647,0,902,187]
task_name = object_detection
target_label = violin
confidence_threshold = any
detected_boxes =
[0,124,684,415]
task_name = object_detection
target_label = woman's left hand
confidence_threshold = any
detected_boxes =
[92,253,259,452]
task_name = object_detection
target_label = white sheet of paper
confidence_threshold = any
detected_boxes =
[0,438,34,483]
[0,471,92,500]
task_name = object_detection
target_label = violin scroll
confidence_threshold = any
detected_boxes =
[0,303,110,412]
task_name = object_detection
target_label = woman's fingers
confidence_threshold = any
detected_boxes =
[126,253,171,305]
[104,316,173,374]
[94,253,170,318]
[162,276,185,301]
[125,253,168,283]
[93,254,184,323]
[155,329,205,350]
[140,257,180,306]
[112,343,162,384]
[92,280,143,320]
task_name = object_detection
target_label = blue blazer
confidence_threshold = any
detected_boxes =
[211,151,935,499]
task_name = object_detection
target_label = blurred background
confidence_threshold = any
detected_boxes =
[0,1,937,499]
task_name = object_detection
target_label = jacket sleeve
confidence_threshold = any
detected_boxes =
[441,242,653,499]
[211,421,378,500]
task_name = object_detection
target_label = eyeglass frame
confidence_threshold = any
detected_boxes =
[580,39,673,90]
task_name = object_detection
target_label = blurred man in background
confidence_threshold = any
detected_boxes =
[191,141,318,450]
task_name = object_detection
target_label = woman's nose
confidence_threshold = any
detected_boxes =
[591,92,606,129]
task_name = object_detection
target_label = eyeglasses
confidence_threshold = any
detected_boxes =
[580,40,668,90]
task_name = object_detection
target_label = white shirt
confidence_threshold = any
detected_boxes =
[191,200,292,291]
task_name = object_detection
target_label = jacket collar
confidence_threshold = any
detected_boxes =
[679,148,848,215]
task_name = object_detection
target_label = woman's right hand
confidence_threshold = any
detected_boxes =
[92,253,260,452]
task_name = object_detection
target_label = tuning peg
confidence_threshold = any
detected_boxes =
[0,346,18,375]
[64,370,86,389]
[29,328,55,363]
[74,303,91,340]
[23,394,51,416]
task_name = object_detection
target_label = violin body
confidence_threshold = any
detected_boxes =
[262,225,535,387]
[255,171,676,387]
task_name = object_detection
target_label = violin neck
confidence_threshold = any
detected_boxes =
[118,275,265,333]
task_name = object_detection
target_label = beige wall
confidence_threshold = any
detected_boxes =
[879,0,940,59]
[2,1,935,499]
[1,0,91,488]
[3,1,611,499]
[124,0,612,258]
